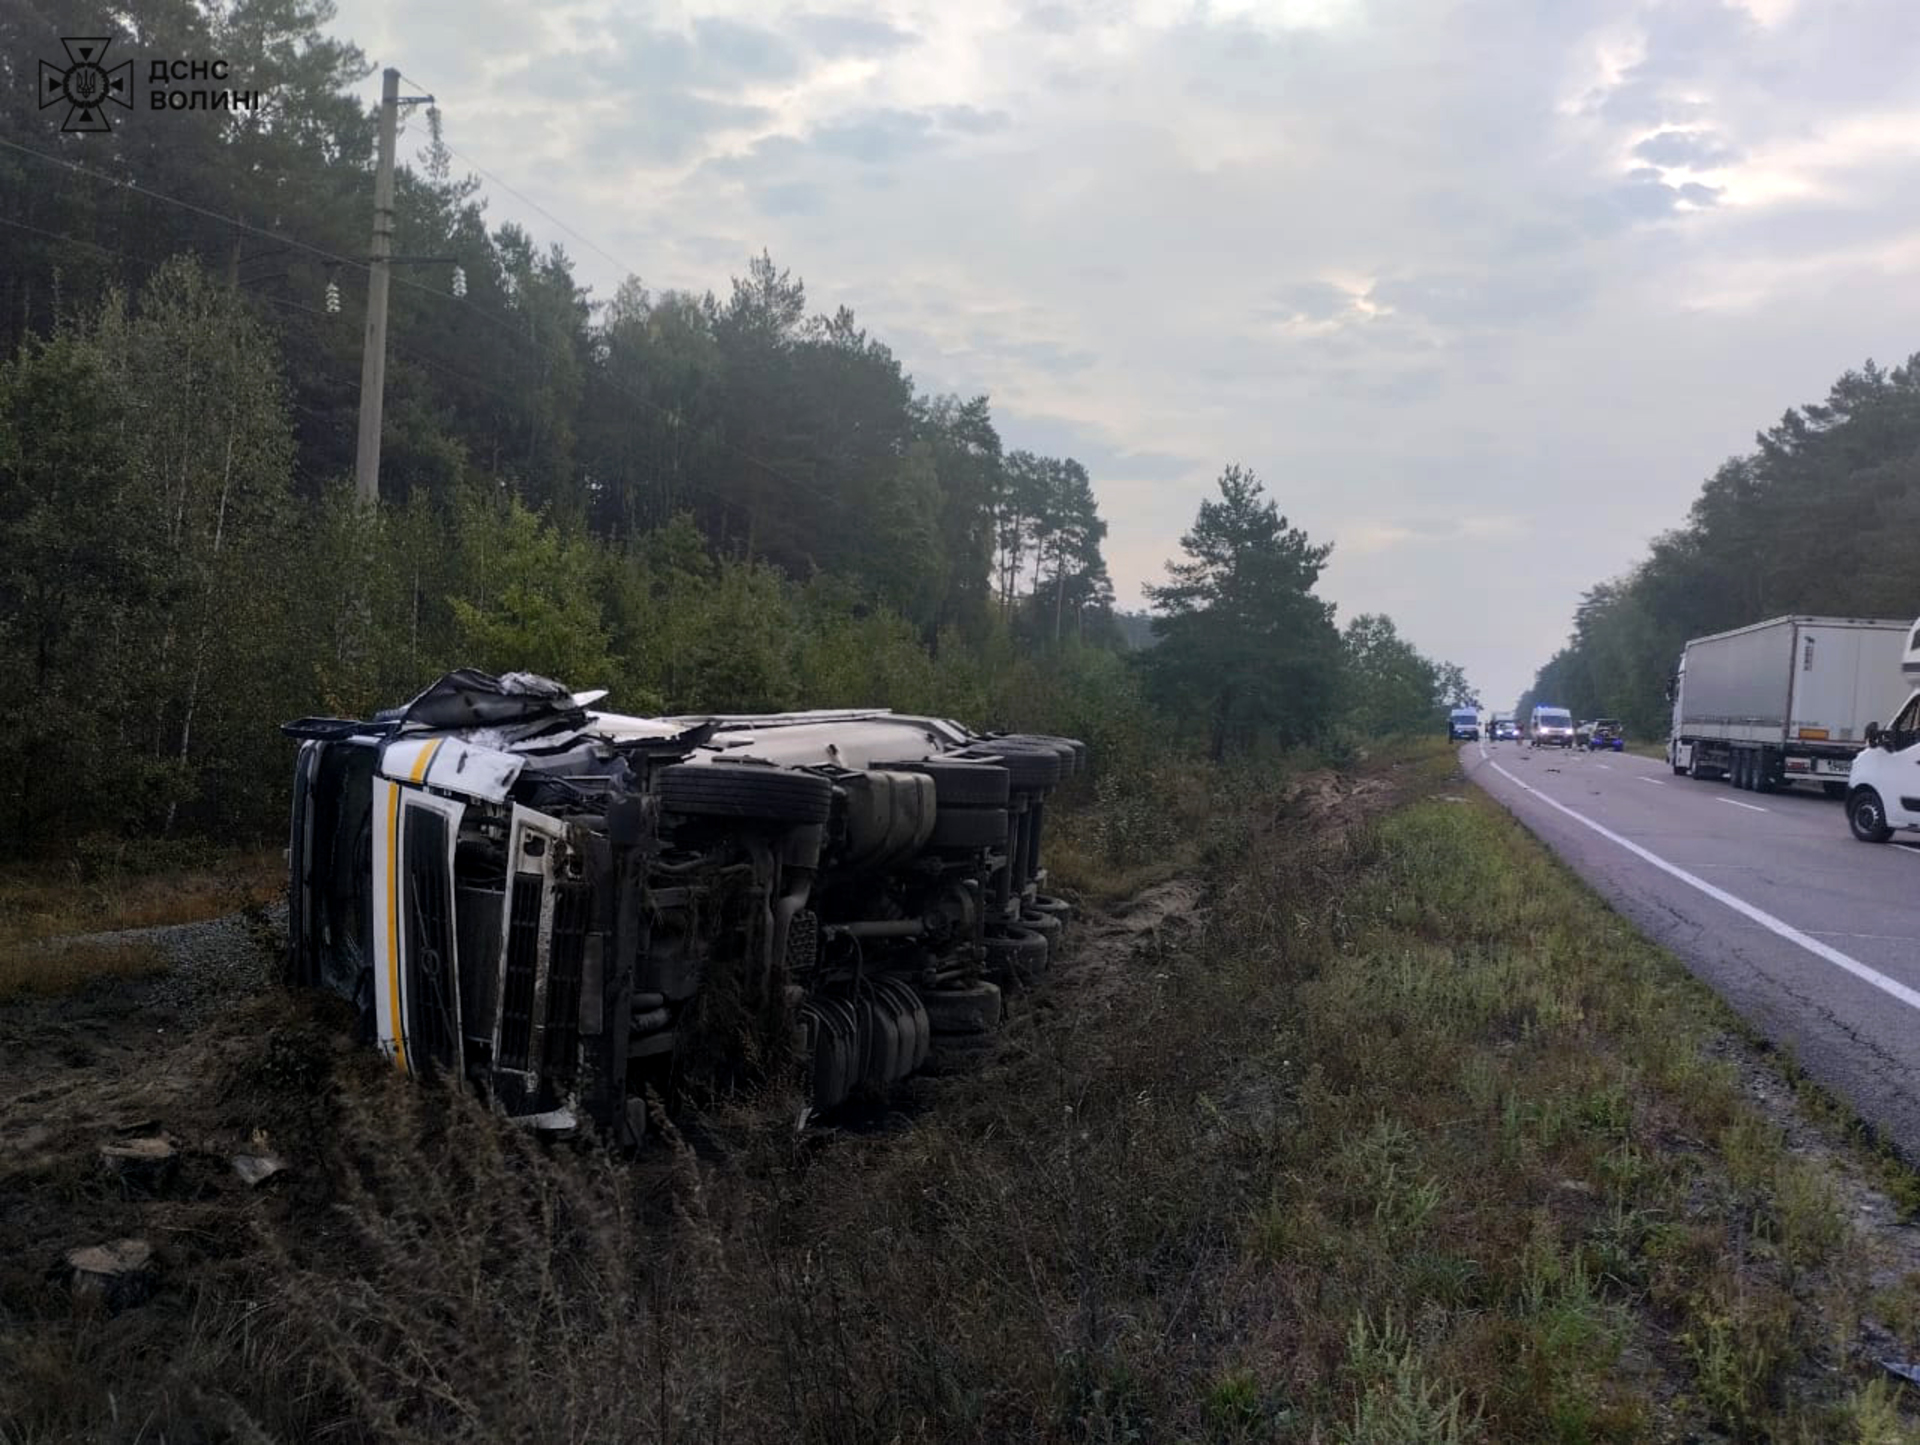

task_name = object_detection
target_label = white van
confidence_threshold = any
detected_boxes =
[1448,708,1480,741]
[1844,615,1920,842]
[1530,705,1576,748]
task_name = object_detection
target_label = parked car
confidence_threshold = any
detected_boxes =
[1586,718,1624,751]
[284,670,1085,1142]
[1530,705,1576,747]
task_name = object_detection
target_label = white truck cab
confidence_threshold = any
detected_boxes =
[1845,617,1920,842]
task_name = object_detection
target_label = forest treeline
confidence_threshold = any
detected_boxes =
[1519,357,1920,737]
[0,0,1469,855]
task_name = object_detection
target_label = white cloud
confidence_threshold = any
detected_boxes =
[325,0,1920,708]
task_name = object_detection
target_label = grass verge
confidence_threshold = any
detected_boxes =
[0,843,280,1001]
[4,743,1919,1441]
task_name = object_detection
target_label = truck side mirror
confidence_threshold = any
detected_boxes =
[1866,721,1882,747]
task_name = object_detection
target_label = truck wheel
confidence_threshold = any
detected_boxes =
[658,763,833,824]
[1671,755,1689,777]
[918,980,1002,1036]
[955,743,1059,791]
[1028,894,1073,932]
[985,925,1049,983]
[1019,735,1085,779]
[1849,789,1893,843]
[1020,908,1063,958]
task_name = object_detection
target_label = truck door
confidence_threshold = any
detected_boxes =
[371,783,466,1076]
[1871,692,1920,828]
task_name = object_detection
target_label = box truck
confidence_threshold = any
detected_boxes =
[1666,615,1909,794]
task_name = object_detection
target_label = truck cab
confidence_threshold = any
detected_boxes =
[1845,618,1920,842]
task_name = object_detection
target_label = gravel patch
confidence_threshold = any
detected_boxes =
[47,901,287,1026]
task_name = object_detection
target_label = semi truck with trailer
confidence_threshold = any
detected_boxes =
[1666,615,1909,795]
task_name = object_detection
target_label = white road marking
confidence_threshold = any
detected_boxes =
[1717,798,1769,813]
[1595,763,1612,770]
[1637,776,1666,786]
[1487,758,1920,1015]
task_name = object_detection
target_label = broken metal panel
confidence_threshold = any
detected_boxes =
[379,736,526,803]
[490,805,570,1111]
[399,799,462,1072]
[541,880,592,1087]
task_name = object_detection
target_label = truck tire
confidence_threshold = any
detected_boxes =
[1027,894,1073,932]
[918,980,1002,1036]
[873,758,1010,808]
[955,743,1060,791]
[657,763,833,825]
[985,925,1049,984]
[1849,788,1893,844]
[1020,908,1063,955]
[1016,735,1084,779]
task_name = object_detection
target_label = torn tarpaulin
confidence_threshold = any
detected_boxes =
[386,669,585,733]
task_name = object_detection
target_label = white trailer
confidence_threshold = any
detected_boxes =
[1667,615,1910,795]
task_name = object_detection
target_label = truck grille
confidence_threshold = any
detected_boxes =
[497,874,543,1072]
[402,810,458,1071]
[541,882,591,1085]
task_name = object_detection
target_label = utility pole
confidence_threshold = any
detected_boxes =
[354,68,433,507]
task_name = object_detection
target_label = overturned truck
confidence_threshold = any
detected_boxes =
[283,671,1084,1142]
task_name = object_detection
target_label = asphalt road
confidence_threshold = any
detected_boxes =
[1464,738,1920,1154]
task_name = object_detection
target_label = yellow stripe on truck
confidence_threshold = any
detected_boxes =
[384,779,408,1075]
[384,740,444,1076]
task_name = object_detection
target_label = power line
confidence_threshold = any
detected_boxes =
[0,214,132,266]
[391,79,641,288]
[0,127,871,532]
[0,134,372,279]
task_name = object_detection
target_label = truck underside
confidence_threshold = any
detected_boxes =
[285,671,1084,1143]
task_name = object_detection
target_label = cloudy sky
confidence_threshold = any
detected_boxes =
[328,0,1920,708]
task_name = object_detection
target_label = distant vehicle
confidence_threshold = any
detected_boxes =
[1586,719,1624,751]
[1493,719,1518,741]
[1844,615,1920,842]
[1530,705,1576,747]
[1448,707,1481,741]
[1575,720,1594,746]
[1667,615,1908,796]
